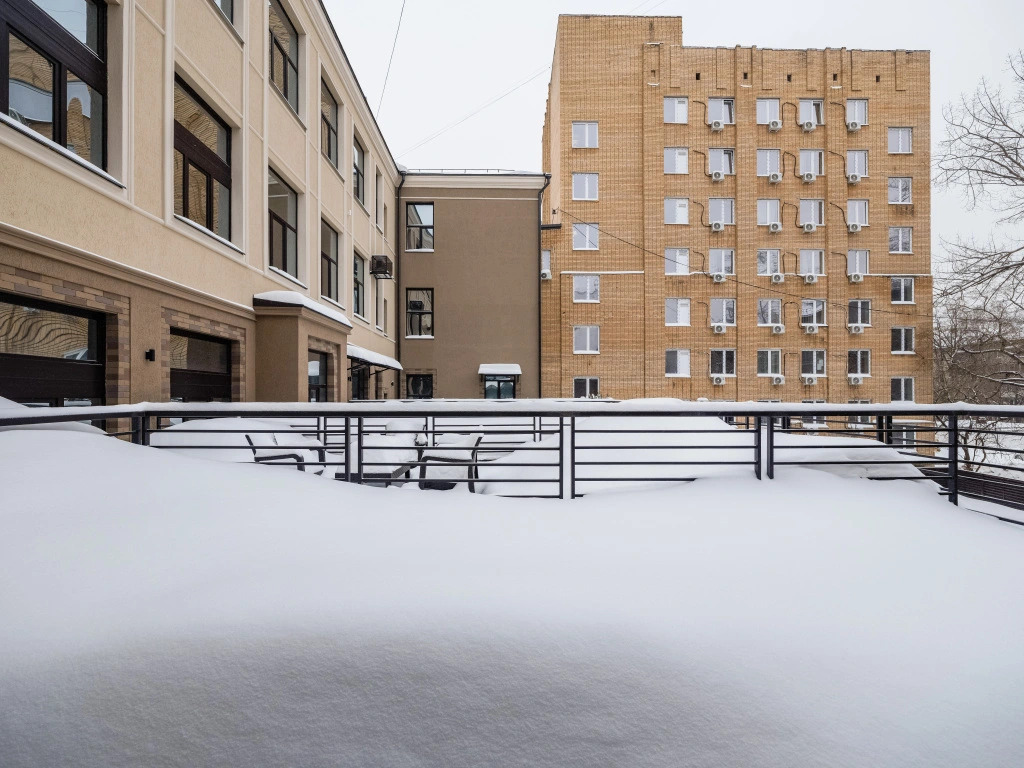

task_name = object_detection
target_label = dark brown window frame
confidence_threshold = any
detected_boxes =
[169,327,232,402]
[320,79,337,165]
[406,373,433,399]
[268,167,298,277]
[405,202,434,250]
[0,0,107,168]
[174,77,231,239]
[268,0,298,112]
[352,252,366,316]
[320,219,338,301]
[353,135,365,203]
[405,287,433,337]
[307,349,329,402]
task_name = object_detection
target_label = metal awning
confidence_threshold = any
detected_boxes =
[478,364,522,376]
[347,343,402,371]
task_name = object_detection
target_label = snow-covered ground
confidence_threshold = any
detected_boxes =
[2,426,1024,767]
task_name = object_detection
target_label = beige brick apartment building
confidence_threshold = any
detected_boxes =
[0,0,401,406]
[541,15,933,406]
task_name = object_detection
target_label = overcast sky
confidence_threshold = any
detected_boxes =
[323,0,1024,264]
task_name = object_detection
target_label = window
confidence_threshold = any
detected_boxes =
[800,199,825,226]
[888,127,913,154]
[375,281,385,331]
[572,222,599,249]
[308,350,329,402]
[573,377,599,398]
[353,136,365,204]
[799,99,824,125]
[889,177,912,204]
[891,377,914,402]
[848,199,869,226]
[799,249,824,276]
[802,400,827,427]
[352,255,366,316]
[663,96,688,123]
[708,148,735,175]
[664,147,689,174]
[892,425,917,446]
[320,81,338,165]
[572,274,600,302]
[710,349,736,376]
[406,288,433,336]
[757,349,782,376]
[709,198,735,225]
[710,248,735,275]
[572,121,598,148]
[847,150,868,177]
[572,173,598,200]
[665,349,690,377]
[848,300,871,325]
[483,375,516,399]
[889,227,913,253]
[406,202,434,250]
[710,298,736,325]
[802,350,826,376]
[573,325,599,354]
[173,79,231,239]
[269,0,299,112]
[799,149,824,176]
[848,350,870,376]
[541,249,551,274]
[847,401,873,430]
[891,277,915,304]
[757,199,780,226]
[665,248,689,275]
[213,0,232,22]
[757,249,781,276]
[846,99,868,125]
[169,330,232,402]
[847,250,869,275]
[268,168,297,277]
[320,220,338,302]
[892,327,915,353]
[4,0,107,168]
[707,98,735,124]
[801,299,826,326]
[756,98,779,124]
[664,198,689,225]
[665,298,690,326]
[757,299,781,325]
[375,171,384,227]
[757,149,780,176]
[407,374,433,399]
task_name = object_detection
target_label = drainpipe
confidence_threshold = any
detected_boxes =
[395,169,407,395]
[537,173,551,399]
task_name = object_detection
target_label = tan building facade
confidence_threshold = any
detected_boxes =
[0,0,400,406]
[397,172,548,399]
[541,15,933,406]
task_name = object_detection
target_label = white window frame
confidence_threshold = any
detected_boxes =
[801,349,827,377]
[664,198,689,225]
[572,274,600,303]
[848,199,869,226]
[710,298,736,326]
[892,425,917,446]
[802,400,827,427]
[572,222,599,250]
[799,99,825,125]
[848,299,871,326]
[756,99,780,124]
[846,99,868,125]
[709,248,735,275]
[572,325,600,354]
[664,147,689,174]
[664,96,689,124]
[710,348,737,376]
[757,298,782,325]
[707,98,735,125]
[799,149,825,176]
[756,149,781,176]
[665,348,691,378]
[757,349,782,376]
[665,297,691,326]
[573,376,599,398]
[891,277,915,304]
[757,249,781,276]
[847,250,869,275]
[571,121,598,148]
[889,227,913,254]
[891,377,915,402]
[665,248,689,275]
[757,199,781,226]
[572,173,598,201]
[709,198,735,225]
[888,177,912,205]
[799,249,825,276]
[801,299,827,326]
[888,127,913,154]
[541,249,551,274]
[800,199,825,226]
[848,349,871,376]
[708,148,735,175]
[847,150,869,177]
[891,326,915,354]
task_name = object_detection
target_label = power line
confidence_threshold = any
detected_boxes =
[376,0,407,117]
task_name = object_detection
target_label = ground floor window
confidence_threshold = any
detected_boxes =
[308,350,329,402]
[483,374,516,399]
[573,377,599,398]
[350,363,370,400]
[407,373,433,399]
[169,329,232,402]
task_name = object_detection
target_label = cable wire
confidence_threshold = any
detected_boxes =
[376,0,407,117]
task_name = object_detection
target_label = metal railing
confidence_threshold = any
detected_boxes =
[3,402,1024,521]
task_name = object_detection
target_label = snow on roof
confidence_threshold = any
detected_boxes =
[478,364,522,376]
[347,343,402,371]
[253,291,352,328]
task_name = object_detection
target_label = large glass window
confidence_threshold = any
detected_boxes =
[320,80,338,165]
[846,99,868,125]
[849,300,871,325]
[799,250,824,276]
[174,78,231,239]
[483,375,516,399]
[799,99,824,125]
[320,219,338,302]
[169,329,231,402]
[708,148,734,175]
[3,0,106,168]
[268,168,297,276]
[799,149,824,176]
[353,136,365,204]
[406,202,434,250]
[407,374,433,399]
[800,199,825,226]
[406,288,433,337]
[664,198,688,225]
[269,0,298,112]
[848,350,870,376]
[888,127,913,154]
[757,199,780,226]
[801,299,827,326]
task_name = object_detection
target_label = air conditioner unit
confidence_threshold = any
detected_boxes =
[710,221,725,232]
[540,268,552,280]
[711,170,725,182]
[711,374,726,386]
[370,253,394,278]
[846,120,862,132]
[768,119,783,132]
[802,172,817,183]
[801,120,817,132]
[801,374,817,385]
[710,119,725,131]
[768,171,783,184]
[772,375,785,386]
[770,273,784,284]
[768,222,782,233]
[712,323,728,334]
[849,323,865,334]
[804,273,819,284]
[848,222,862,233]
[803,222,817,234]
[849,272,864,283]
[711,272,727,283]
[771,323,785,334]
[804,324,819,335]
[848,375,864,386]
[847,173,862,185]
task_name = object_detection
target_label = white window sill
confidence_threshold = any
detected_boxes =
[573,247,600,251]
[173,215,244,254]
[891,351,916,355]
[405,249,434,253]
[0,112,125,187]
[405,335,434,340]
[800,324,828,328]
[268,266,306,288]
[758,223,782,228]
[665,374,690,378]
[756,373,783,377]
[665,273,690,277]
[573,351,600,355]
[664,121,689,126]
[572,197,599,202]
[664,171,689,175]
[574,300,600,304]
[889,202,913,206]
[848,374,872,378]
[756,324,782,328]
[708,324,736,328]
[665,323,691,327]
[710,374,736,378]
[890,252,914,256]
[891,301,915,305]
[321,295,346,312]
[665,223,690,226]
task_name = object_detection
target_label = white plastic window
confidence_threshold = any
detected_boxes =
[710,248,735,274]
[665,298,691,326]
[709,198,735,225]
[665,349,691,377]
[665,248,689,275]
[664,147,689,174]
[572,223,599,250]
[757,249,781,275]
[572,173,598,201]
[664,97,689,124]
[664,198,689,225]
[571,121,598,148]
[799,249,824,275]
[757,149,780,176]
[710,298,736,325]
[757,199,780,226]
[572,325,600,353]
[756,99,779,124]
[572,274,599,302]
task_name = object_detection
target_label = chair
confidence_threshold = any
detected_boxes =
[245,433,326,474]
[418,433,484,492]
